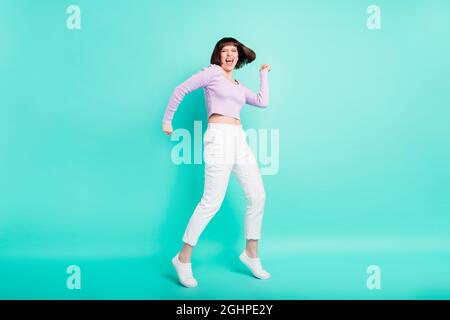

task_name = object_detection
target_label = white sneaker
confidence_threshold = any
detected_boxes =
[239,250,271,280]
[172,253,198,288]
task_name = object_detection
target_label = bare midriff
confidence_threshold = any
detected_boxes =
[208,113,241,125]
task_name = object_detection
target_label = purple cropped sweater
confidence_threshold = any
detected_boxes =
[162,63,269,124]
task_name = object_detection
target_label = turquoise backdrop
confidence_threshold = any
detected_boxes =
[1,0,449,299]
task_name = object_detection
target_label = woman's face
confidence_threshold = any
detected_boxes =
[220,44,238,72]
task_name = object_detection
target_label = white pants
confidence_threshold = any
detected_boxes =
[182,122,266,246]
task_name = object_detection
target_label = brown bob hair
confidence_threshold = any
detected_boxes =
[210,37,256,70]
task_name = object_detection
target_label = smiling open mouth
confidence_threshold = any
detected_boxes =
[225,58,234,65]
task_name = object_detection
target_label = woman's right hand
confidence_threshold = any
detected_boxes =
[260,64,271,72]
[162,122,173,136]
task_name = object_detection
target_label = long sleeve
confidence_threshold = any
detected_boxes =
[162,65,217,124]
[243,69,269,108]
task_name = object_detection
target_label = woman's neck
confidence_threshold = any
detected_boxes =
[221,68,234,81]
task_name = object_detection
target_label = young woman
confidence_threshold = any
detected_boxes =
[162,37,271,288]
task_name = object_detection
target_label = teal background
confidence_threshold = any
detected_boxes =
[1,0,450,299]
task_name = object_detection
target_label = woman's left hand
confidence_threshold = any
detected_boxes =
[260,64,271,72]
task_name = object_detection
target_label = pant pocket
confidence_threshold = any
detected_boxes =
[203,129,224,164]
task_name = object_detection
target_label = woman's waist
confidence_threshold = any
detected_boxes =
[208,113,241,125]
[207,117,244,132]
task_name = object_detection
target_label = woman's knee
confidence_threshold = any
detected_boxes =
[248,188,266,206]
[197,197,223,214]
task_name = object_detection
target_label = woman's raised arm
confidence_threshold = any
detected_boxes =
[243,64,270,108]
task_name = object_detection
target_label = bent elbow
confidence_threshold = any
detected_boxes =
[176,81,193,95]
[257,93,269,107]
[172,84,189,102]
[260,97,269,108]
